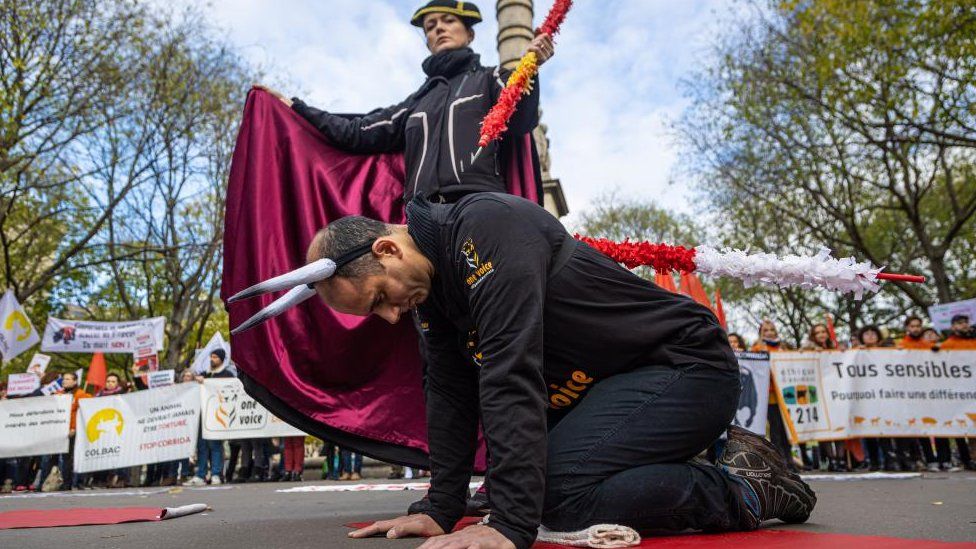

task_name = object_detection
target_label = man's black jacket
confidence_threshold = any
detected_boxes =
[407,193,737,548]
[292,48,539,203]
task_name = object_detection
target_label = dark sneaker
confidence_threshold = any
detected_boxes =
[465,483,490,516]
[720,426,816,526]
[407,493,434,515]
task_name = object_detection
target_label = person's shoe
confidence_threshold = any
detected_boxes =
[465,483,491,516]
[927,462,941,473]
[183,476,206,487]
[349,472,362,481]
[339,472,351,481]
[947,463,963,473]
[13,485,28,492]
[293,471,303,482]
[210,476,223,485]
[1,479,12,494]
[964,461,976,472]
[720,426,817,527]
[407,493,434,515]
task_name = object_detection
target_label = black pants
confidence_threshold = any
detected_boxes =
[541,363,749,534]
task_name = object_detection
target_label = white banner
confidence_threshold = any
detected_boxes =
[733,352,771,435]
[771,350,976,442]
[928,298,976,332]
[41,317,165,354]
[0,290,40,361]
[147,370,175,389]
[74,384,199,473]
[191,332,235,375]
[200,378,303,440]
[7,372,40,396]
[26,353,51,376]
[0,395,71,458]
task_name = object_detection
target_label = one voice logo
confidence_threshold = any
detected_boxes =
[84,408,124,458]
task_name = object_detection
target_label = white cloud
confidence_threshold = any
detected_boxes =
[192,0,732,219]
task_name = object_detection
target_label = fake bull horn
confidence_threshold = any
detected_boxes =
[230,285,317,335]
[228,242,374,335]
[227,258,337,303]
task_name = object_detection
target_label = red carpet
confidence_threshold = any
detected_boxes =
[0,504,208,529]
[347,518,975,548]
[0,507,167,529]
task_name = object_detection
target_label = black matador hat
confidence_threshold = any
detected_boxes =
[411,1,482,27]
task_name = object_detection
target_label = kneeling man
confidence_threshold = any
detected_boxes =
[262,193,816,548]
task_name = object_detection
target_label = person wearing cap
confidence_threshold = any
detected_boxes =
[184,349,236,487]
[228,193,817,549]
[939,314,976,350]
[256,1,555,204]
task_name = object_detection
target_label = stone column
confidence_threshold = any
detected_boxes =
[496,0,534,70]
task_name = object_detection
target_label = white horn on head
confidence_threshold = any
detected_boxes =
[230,285,318,335]
[227,258,336,303]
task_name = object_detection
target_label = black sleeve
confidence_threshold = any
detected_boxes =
[416,304,481,535]
[290,96,412,153]
[452,200,550,549]
[491,66,540,135]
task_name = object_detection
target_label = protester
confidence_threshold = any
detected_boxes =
[95,373,131,488]
[801,323,838,351]
[896,316,932,350]
[257,1,553,206]
[184,349,235,486]
[727,333,747,352]
[749,320,797,469]
[59,372,90,490]
[339,449,363,481]
[940,314,976,350]
[283,436,305,481]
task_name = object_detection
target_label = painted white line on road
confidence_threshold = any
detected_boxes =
[0,486,232,500]
[277,481,483,493]
[803,472,922,481]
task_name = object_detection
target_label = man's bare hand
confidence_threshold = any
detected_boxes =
[527,33,555,65]
[252,84,293,107]
[347,514,444,540]
[417,524,516,549]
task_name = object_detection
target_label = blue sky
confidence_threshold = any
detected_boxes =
[199,0,736,223]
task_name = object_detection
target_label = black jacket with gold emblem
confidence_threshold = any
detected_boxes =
[291,48,539,203]
[407,193,737,549]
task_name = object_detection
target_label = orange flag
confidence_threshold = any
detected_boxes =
[714,288,728,330]
[654,271,678,293]
[825,314,839,347]
[680,272,713,309]
[87,352,107,393]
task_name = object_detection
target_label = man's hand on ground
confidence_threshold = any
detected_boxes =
[417,524,516,549]
[347,514,444,540]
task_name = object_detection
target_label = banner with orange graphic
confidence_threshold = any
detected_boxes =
[771,350,976,442]
[74,384,199,473]
[200,378,303,440]
[0,394,71,458]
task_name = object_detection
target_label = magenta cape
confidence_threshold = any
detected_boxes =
[222,90,541,467]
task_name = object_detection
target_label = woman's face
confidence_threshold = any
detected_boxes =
[424,13,473,53]
[922,329,940,343]
[861,330,880,346]
[105,376,119,390]
[181,370,195,383]
[727,335,744,351]
[813,325,829,344]
[760,322,779,340]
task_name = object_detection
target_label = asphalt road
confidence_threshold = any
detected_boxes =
[1,473,974,548]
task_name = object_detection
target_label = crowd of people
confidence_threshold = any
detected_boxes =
[0,349,366,493]
[2,313,974,493]
[726,313,976,474]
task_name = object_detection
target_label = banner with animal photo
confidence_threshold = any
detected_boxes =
[200,378,304,439]
[732,352,770,435]
[0,394,72,458]
[41,317,165,354]
[771,350,976,442]
[74,383,199,473]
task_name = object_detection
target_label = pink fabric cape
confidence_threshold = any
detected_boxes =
[222,90,541,468]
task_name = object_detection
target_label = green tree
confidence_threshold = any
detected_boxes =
[676,0,976,338]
